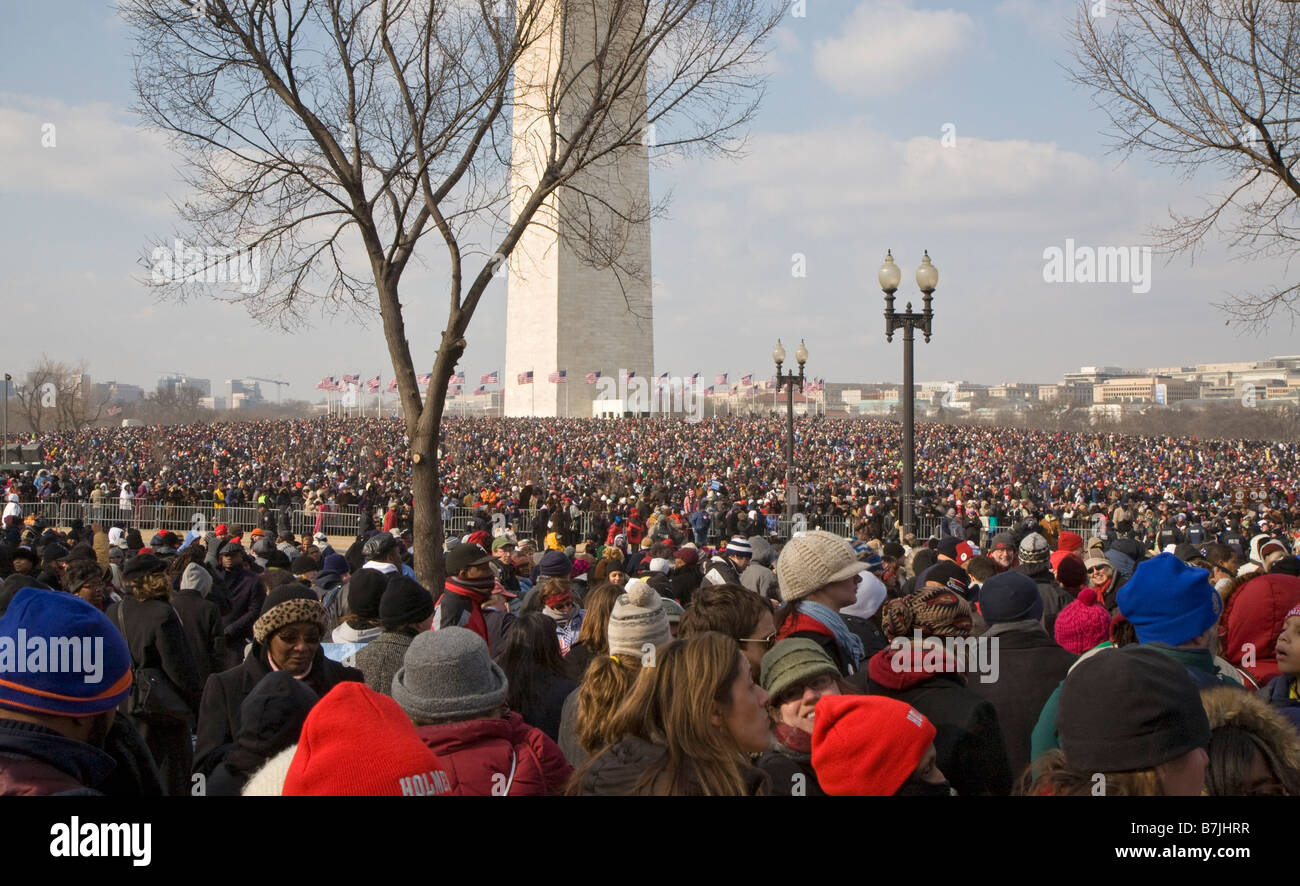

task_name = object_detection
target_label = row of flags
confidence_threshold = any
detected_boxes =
[317,370,826,395]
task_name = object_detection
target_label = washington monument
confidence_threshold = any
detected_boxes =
[503,0,655,417]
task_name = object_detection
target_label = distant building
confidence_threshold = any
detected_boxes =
[92,381,146,404]
[1093,376,1202,405]
[225,378,264,407]
[158,374,212,399]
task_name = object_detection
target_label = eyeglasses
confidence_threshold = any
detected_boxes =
[775,673,837,706]
[1088,565,1110,573]
[738,632,776,648]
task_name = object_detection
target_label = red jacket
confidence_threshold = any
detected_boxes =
[415,712,572,796]
[1222,573,1300,685]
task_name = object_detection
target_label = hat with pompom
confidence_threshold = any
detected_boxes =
[1053,588,1113,655]
[607,578,672,658]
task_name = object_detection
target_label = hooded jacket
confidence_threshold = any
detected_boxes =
[740,536,779,602]
[206,672,318,797]
[1264,674,1300,731]
[1220,573,1300,685]
[850,641,1013,796]
[1201,685,1300,794]
[414,712,572,796]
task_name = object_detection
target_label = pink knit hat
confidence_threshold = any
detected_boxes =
[1053,588,1112,655]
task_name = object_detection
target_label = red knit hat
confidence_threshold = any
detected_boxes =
[283,682,451,796]
[1051,551,1086,592]
[1053,588,1112,655]
[1058,531,1084,554]
[811,695,936,796]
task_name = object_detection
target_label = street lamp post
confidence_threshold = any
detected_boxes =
[2,373,9,471]
[880,250,938,540]
[773,339,808,529]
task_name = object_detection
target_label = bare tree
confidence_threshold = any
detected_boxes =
[1071,1,1300,324]
[13,356,110,433]
[124,0,781,587]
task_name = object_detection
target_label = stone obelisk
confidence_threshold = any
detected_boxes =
[503,0,654,417]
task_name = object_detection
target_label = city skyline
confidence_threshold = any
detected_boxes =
[3,1,1298,404]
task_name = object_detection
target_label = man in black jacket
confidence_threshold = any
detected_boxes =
[967,572,1075,780]
[215,543,266,668]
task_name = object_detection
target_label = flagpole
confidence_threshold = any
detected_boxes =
[565,370,569,419]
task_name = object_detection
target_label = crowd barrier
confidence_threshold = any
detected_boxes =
[9,501,1097,545]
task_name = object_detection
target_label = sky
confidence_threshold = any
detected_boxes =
[2,0,1297,403]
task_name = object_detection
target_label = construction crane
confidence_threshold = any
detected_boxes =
[248,377,290,403]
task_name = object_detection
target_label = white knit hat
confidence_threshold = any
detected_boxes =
[607,578,673,658]
[775,530,863,603]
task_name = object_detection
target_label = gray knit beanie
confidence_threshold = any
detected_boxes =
[391,627,508,723]
[775,530,862,602]
[607,578,673,658]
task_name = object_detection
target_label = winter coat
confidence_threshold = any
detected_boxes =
[415,712,572,796]
[1220,573,1300,685]
[194,643,362,776]
[1265,675,1300,731]
[171,588,226,687]
[1201,684,1300,792]
[217,566,267,668]
[777,607,857,677]
[106,595,203,717]
[851,642,1013,796]
[741,563,780,603]
[701,554,743,587]
[207,672,319,797]
[964,622,1075,779]
[574,734,767,796]
[755,728,824,796]
[354,630,415,697]
[0,720,114,796]
[513,669,577,743]
[842,614,890,660]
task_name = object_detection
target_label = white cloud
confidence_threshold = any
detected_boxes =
[813,0,977,98]
[0,93,181,216]
[995,0,1074,41]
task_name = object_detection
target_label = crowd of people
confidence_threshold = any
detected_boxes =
[1,471,1298,794]
[5,416,1299,550]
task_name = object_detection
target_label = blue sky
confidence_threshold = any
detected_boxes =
[2,0,1296,403]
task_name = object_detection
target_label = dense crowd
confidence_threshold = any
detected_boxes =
[1,413,1299,797]
[5,416,1300,546]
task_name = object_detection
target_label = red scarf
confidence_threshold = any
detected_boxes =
[442,577,490,643]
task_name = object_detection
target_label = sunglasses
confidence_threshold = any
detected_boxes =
[738,632,776,648]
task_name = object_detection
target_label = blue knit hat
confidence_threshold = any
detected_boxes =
[537,550,571,578]
[979,571,1043,624]
[1116,552,1221,646]
[0,587,132,717]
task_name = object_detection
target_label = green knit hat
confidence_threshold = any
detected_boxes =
[761,638,839,701]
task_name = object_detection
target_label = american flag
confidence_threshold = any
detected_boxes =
[620,370,636,383]
[548,370,566,383]
[417,373,432,388]
[704,385,715,395]
[585,371,601,384]
[448,384,463,397]
[367,376,381,394]
[387,378,398,393]
[715,373,728,385]
[342,373,359,387]
[480,371,499,385]
[316,377,335,391]
[474,384,488,395]
[517,371,534,385]
[690,372,700,384]
[765,377,776,389]
[740,374,753,386]
[449,371,466,385]
[107,405,122,417]
[332,378,347,391]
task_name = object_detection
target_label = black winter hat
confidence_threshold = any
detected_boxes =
[379,576,435,630]
[290,555,318,575]
[232,671,319,762]
[918,560,970,599]
[445,543,491,575]
[1057,645,1211,773]
[537,549,572,577]
[258,582,318,617]
[978,571,1043,624]
[347,568,391,619]
[122,553,167,580]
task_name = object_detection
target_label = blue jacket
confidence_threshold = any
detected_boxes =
[1265,674,1300,731]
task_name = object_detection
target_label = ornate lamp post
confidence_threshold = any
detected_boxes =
[880,250,938,539]
[773,338,807,527]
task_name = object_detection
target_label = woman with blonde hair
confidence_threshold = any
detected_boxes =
[556,579,672,766]
[568,631,771,796]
